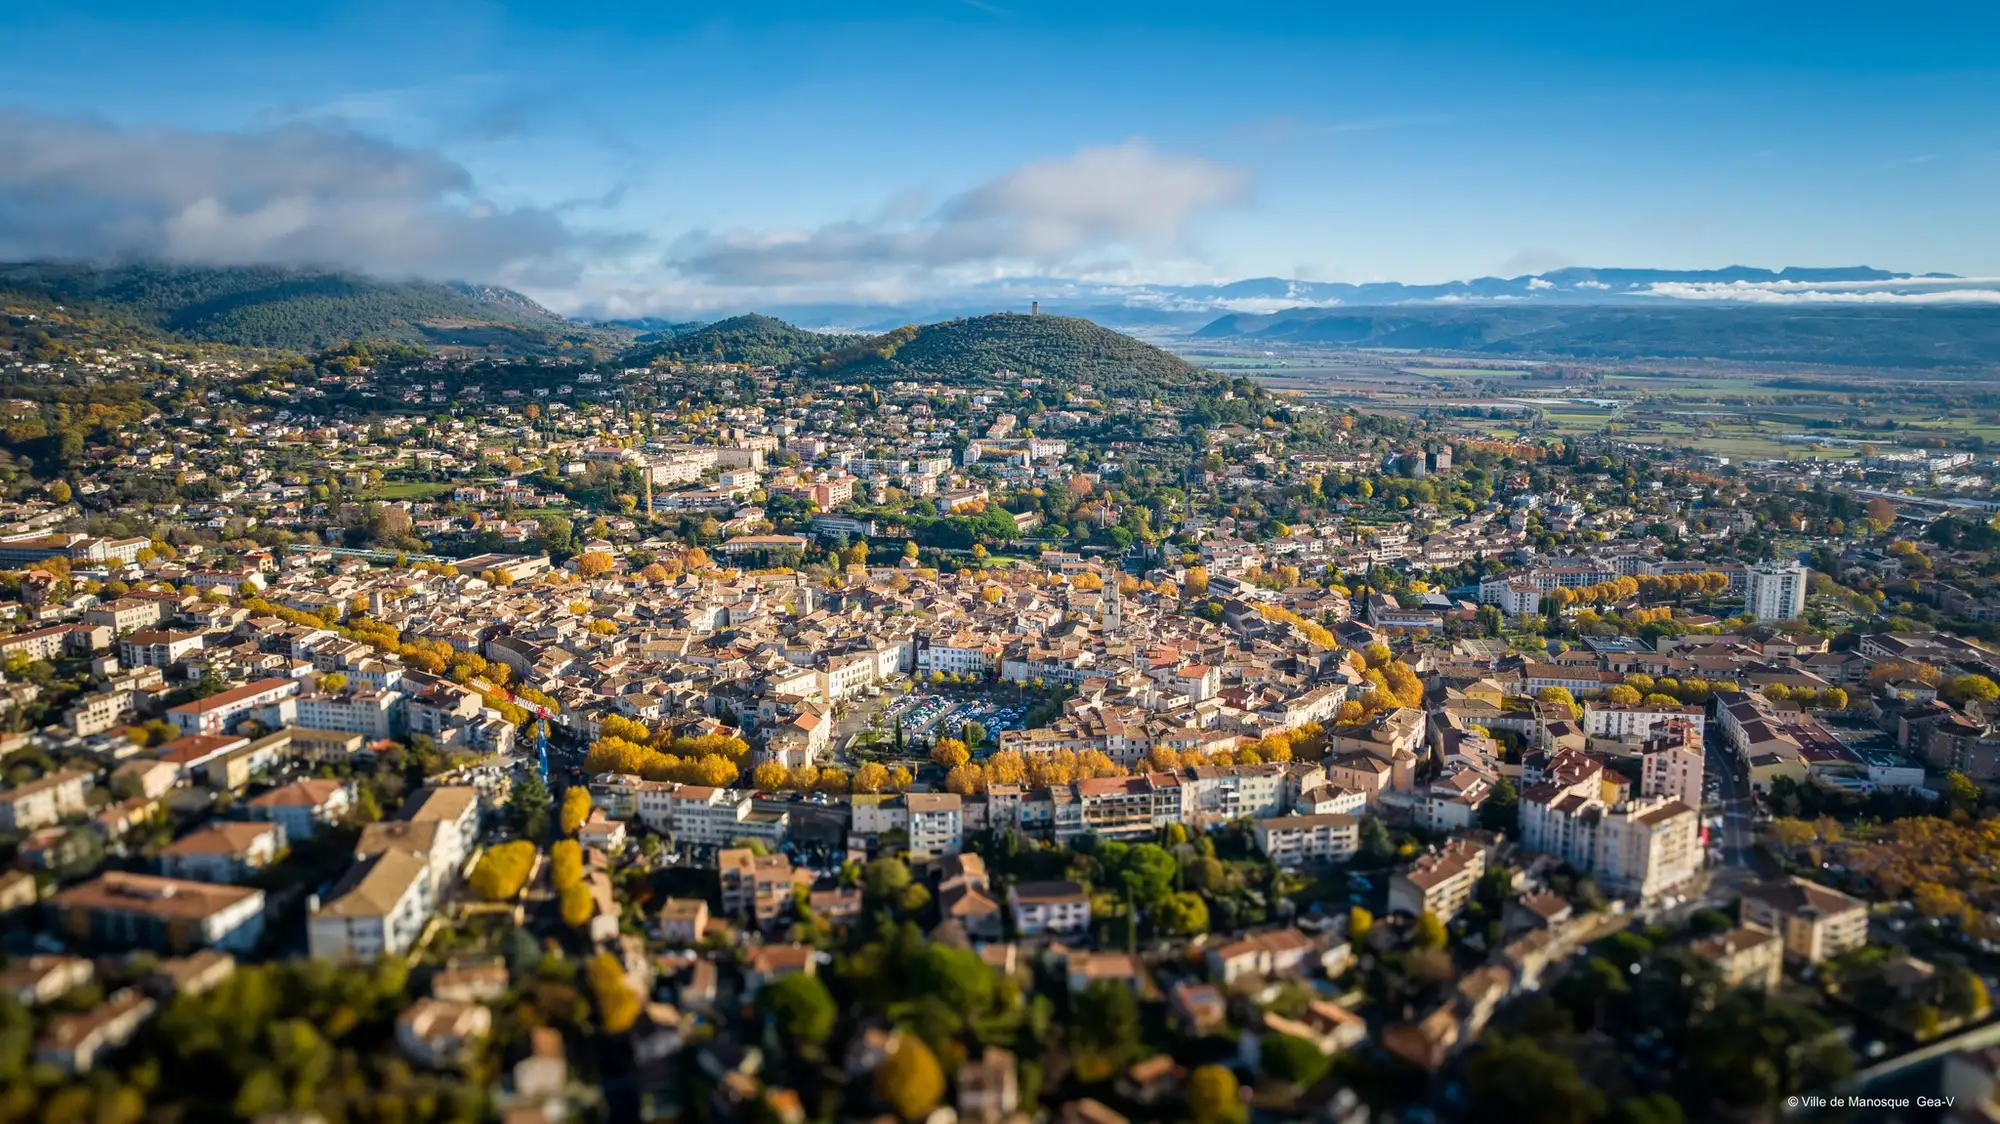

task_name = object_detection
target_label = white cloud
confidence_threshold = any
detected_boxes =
[1645,280,2000,304]
[1526,277,1554,290]
[1574,280,1610,290]
[0,110,616,286]
[667,139,1252,291]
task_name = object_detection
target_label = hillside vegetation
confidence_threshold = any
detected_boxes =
[817,313,1216,395]
[0,262,618,354]
[624,313,858,368]
[1195,304,2000,370]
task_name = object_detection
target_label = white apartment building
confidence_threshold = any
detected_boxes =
[404,786,481,878]
[296,690,404,739]
[1640,724,1705,809]
[0,769,92,832]
[1254,813,1360,868]
[1590,798,1702,899]
[1387,839,1487,921]
[917,636,994,677]
[656,785,753,848]
[164,677,300,736]
[849,792,966,859]
[1739,875,1870,964]
[1184,764,1287,823]
[904,793,964,860]
[1583,702,1706,743]
[1519,751,1605,859]
[308,850,434,962]
[1746,561,1808,622]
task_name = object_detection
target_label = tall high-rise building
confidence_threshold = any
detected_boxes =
[1745,561,1808,622]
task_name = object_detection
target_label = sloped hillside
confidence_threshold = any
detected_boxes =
[818,313,1216,395]
[622,313,859,368]
[0,262,602,352]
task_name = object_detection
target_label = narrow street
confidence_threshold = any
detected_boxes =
[1704,722,1755,870]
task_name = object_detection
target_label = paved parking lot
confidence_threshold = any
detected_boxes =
[882,688,1031,748]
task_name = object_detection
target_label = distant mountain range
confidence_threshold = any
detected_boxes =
[675,266,2000,334]
[1191,303,2000,370]
[6,261,1998,372]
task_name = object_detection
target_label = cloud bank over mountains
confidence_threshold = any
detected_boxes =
[662,140,1252,296]
[0,110,619,287]
[0,108,1994,324]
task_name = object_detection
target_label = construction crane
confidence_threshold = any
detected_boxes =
[535,705,552,785]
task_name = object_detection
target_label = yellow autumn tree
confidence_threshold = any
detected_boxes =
[945,763,985,796]
[561,882,595,928]
[468,840,536,901]
[932,738,970,768]
[560,787,593,835]
[753,762,791,792]
[586,951,640,1033]
[550,839,583,892]
[853,762,890,793]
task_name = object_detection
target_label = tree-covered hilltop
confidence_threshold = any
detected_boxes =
[0,262,619,354]
[622,313,859,368]
[816,313,1220,396]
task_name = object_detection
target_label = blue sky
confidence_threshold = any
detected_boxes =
[2,0,1996,314]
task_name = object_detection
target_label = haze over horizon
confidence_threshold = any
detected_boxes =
[3,0,1997,317]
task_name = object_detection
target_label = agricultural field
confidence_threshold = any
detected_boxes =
[1215,348,2000,464]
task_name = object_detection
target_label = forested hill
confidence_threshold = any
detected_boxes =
[621,313,860,368]
[815,313,1218,395]
[0,262,614,353]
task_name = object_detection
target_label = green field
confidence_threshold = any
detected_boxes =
[1402,367,1547,379]
[367,481,454,500]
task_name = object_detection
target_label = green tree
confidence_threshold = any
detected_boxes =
[1469,1035,1605,1124]
[1154,892,1209,937]
[1072,980,1141,1067]
[1359,815,1394,861]
[863,857,912,901]
[761,973,838,1058]
[508,771,552,840]
[1412,910,1447,950]
[1117,843,1178,907]
[1259,1033,1329,1086]
[1478,776,1519,834]
[1610,1093,1686,1124]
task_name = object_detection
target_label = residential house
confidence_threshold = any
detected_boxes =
[158,821,286,883]
[1008,881,1091,937]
